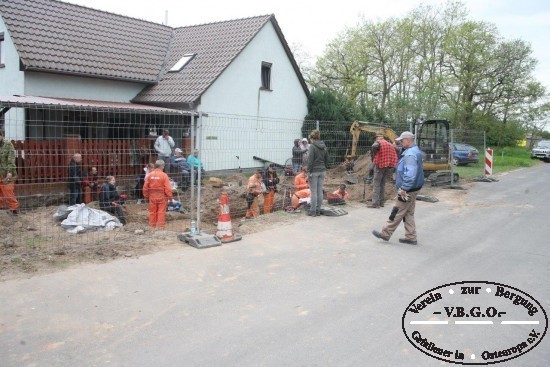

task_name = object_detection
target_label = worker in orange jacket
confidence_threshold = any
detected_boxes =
[0,130,19,215]
[294,166,309,191]
[244,170,263,219]
[291,166,311,209]
[332,184,349,200]
[143,160,173,228]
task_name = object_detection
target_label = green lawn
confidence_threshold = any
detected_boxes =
[453,147,542,181]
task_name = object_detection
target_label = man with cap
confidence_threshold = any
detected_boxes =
[143,160,173,228]
[368,133,398,208]
[154,129,175,173]
[170,148,191,189]
[372,131,424,245]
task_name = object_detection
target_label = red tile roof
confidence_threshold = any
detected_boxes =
[0,0,309,106]
[0,95,185,114]
[134,15,274,104]
[0,0,172,82]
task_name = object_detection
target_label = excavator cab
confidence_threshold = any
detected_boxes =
[415,119,451,172]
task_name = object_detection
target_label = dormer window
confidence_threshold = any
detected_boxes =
[261,62,272,90]
[169,54,195,72]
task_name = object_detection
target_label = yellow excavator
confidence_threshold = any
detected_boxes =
[345,119,451,173]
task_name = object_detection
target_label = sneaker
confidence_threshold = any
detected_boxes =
[136,199,143,205]
[372,230,389,241]
[315,210,321,216]
[380,202,385,207]
[305,211,315,216]
[399,238,418,245]
[10,210,18,216]
[367,203,380,208]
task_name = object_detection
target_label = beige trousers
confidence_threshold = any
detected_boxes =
[380,191,418,241]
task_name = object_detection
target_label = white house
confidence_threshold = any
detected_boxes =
[0,0,309,170]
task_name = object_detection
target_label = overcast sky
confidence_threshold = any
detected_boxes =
[65,0,550,89]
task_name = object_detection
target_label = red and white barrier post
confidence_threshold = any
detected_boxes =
[484,148,493,176]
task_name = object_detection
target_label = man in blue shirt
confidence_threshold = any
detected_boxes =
[372,131,424,245]
[187,149,205,183]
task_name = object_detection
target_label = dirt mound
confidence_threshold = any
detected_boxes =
[1,155,425,281]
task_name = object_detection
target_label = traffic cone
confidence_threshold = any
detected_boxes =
[216,191,242,243]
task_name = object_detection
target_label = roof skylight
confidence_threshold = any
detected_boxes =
[169,54,196,72]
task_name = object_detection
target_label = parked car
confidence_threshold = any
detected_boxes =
[450,143,479,166]
[531,140,550,162]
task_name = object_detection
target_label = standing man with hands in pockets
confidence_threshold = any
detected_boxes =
[372,131,424,245]
[306,129,328,217]
[155,129,175,173]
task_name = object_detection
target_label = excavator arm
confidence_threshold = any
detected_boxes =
[345,120,397,160]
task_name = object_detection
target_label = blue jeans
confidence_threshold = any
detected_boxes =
[309,171,325,212]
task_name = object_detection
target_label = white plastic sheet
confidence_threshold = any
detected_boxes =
[59,204,121,234]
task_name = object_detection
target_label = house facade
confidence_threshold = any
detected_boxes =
[0,0,309,171]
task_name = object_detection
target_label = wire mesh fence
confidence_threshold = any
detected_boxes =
[2,100,489,276]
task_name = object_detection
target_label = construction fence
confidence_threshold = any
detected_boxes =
[0,99,489,276]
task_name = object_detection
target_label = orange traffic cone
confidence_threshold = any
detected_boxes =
[216,192,242,243]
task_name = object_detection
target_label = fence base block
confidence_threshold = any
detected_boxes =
[177,232,222,249]
[320,207,348,216]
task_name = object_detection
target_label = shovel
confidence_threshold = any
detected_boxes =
[236,156,242,186]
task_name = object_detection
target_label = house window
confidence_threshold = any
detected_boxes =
[169,54,195,72]
[261,62,272,90]
[0,32,5,66]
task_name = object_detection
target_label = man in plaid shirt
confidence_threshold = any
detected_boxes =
[368,135,398,208]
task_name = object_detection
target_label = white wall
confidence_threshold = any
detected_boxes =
[198,21,309,170]
[25,72,147,103]
[0,17,24,96]
[199,21,308,120]
[0,17,25,140]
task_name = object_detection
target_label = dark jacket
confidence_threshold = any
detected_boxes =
[292,142,305,165]
[307,140,328,173]
[68,159,82,188]
[99,183,120,209]
[262,169,279,192]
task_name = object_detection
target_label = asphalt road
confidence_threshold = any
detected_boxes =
[1,164,549,366]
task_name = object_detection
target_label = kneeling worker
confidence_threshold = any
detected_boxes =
[99,176,127,225]
[290,165,311,210]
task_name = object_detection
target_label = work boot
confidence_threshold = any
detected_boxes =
[372,230,389,242]
[399,238,418,245]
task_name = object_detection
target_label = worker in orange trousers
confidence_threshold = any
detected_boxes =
[262,164,279,214]
[0,130,19,215]
[143,160,173,228]
[245,169,263,219]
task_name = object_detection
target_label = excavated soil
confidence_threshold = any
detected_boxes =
[1,154,451,281]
